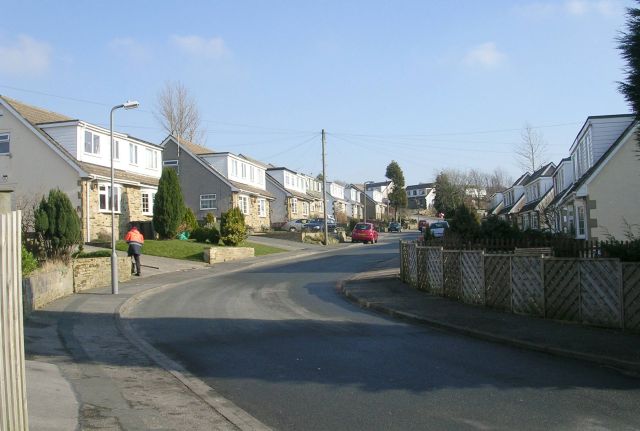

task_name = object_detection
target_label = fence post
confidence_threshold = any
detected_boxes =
[620,261,625,330]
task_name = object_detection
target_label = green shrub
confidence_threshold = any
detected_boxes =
[602,240,640,262]
[207,226,221,245]
[191,226,221,244]
[204,212,217,227]
[34,189,82,262]
[22,244,38,277]
[73,250,111,258]
[182,207,198,232]
[220,207,247,246]
[480,216,520,240]
[449,205,480,240]
[153,168,185,239]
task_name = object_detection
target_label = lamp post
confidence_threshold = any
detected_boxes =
[363,181,373,223]
[111,100,139,295]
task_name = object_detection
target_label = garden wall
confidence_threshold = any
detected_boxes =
[204,247,255,264]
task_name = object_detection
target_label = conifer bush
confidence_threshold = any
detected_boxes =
[220,207,247,246]
[34,189,82,262]
[153,168,185,239]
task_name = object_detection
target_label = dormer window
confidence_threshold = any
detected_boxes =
[129,143,138,165]
[84,131,100,155]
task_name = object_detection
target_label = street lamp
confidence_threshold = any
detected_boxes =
[111,100,139,295]
[363,181,373,223]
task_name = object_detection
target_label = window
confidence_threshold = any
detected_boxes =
[578,206,585,236]
[258,198,266,217]
[146,149,158,169]
[532,213,539,230]
[291,197,298,214]
[0,133,9,154]
[98,184,121,212]
[200,194,217,210]
[141,189,156,215]
[114,140,120,160]
[302,201,309,216]
[250,166,255,182]
[232,160,238,176]
[241,163,247,179]
[129,143,138,165]
[238,195,249,215]
[84,130,100,155]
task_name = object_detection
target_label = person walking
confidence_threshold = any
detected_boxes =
[124,225,144,276]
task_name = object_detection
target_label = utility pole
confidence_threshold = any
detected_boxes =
[322,129,328,245]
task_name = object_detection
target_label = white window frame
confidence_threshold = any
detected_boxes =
[241,163,247,179]
[577,206,585,237]
[146,148,158,169]
[231,160,238,176]
[0,133,9,154]
[84,130,100,155]
[291,197,298,214]
[200,194,217,210]
[129,143,138,165]
[258,198,266,217]
[302,201,309,216]
[250,166,255,182]
[141,189,157,215]
[98,183,122,213]
[238,195,250,215]
[114,140,120,160]
[163,160,179,167]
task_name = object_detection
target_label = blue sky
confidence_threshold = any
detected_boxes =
[1,0,634,185]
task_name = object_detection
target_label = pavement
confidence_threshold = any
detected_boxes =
[24,236,640,430]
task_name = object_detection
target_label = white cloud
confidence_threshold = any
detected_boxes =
[565,0,589,15]
[464,42,506,68]
[170,35,227,59]
[0,35,52,77]
[108,37,152,63]
[514,0,621,17]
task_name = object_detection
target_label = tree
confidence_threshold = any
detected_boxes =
[34,189,82,262]
[515,122,548,172]
[433,172,464,217]
[153,168,185,239]
[156,81,206,144]
[449,205,480,240]
[617,2,640,153]
[385,160,407,220]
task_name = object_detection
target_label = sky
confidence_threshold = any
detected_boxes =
[1,0,635,186]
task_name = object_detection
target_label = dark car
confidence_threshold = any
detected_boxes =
[388,221,402,232]
[304,218,337,232]
[351,222,379,244]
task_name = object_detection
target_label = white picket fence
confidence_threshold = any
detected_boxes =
[0,211,28,431]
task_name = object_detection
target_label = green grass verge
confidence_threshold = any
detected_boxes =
[116,239,284,262]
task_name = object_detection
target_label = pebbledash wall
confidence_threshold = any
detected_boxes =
[22,256,131,315]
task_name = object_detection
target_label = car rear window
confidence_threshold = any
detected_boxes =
[355,223,371,230]
[431,222,447,229]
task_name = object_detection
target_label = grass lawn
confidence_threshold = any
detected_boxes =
[116,239,284,262]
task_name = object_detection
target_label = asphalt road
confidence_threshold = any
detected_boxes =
[128,232,640,431]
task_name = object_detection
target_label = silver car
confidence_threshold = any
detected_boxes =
[282,218,310,232]
[429,221,449,238]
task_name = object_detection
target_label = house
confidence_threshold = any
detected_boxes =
[515,163,556,230]
[0,96,161,241]
[546,157,574,234]
[266,167,317,227]
[547,114,636,239]
[487,192,504,216]
[497,172,530,225]
[365,180,392,219]
[327,181,347,222]
[160,136,274,230]
[356,183,387,221]
[405,183,435,210]
[344,184,363,220]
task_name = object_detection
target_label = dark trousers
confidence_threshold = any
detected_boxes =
[131,254,141,275]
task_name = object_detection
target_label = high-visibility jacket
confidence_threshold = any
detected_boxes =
[124,228,144,244]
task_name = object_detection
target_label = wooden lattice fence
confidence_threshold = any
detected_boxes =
[623,263,640,331]
[400,242,409,283]
[580,259,622,328]
[416,247,429,291]
[460,251,485,305]
[426,247,444,295]
[484,255,511,311]
[407,242,418,288]
[443,251,461,300]
[511,256,544,317]
[544,259,580,322]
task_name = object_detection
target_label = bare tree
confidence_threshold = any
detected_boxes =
[515,122,548,172]
[487,167,512,196]
[156,81,206,144]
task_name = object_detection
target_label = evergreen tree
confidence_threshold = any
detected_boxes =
[450,204,480,240]
[433,172,464,218]
[34,189,82,261]
[385,160,407,220]
[618,1,640,152]
[153,168,185,239]
[220,207,247,246]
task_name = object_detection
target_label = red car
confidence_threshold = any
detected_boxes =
[351,222,379,244]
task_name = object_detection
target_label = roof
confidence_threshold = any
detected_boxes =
[366,180,392,188]
[523,162,555,186]
[1,96,75,124]
[79,161,159,186]
[569,114,635,153]
[229,180,275,199]
[406,183,434,190]
[487,201,504,215]
[170,135,214,155]
[239,153,269,168]
[511,172,531,187]
[498,194,526,215]
[520,187,554,213]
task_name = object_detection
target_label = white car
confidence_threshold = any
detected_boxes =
[282,219,310,232]
[429,221,449,238]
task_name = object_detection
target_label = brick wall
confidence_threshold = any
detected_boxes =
[72,256,131,292]
[204,246,255,264]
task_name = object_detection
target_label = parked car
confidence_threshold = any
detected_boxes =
[429,221,449,238]
[304,218,337,232]
[418,220,429,232]
[388,221,402,232]
[351,222,379,244]
[282,218,310,232]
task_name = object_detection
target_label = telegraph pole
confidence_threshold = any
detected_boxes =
[322,129,328,245]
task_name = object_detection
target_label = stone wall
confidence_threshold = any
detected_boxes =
[259,231,303,242]
[22,262,73,315]
[72,256,131,292]
[231,194,271,231]
[204,246,255,264]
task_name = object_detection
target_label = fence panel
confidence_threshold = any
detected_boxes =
[580,260,623,328]
[407,242,418,288]
[511,256,544,316]
[460,251,485,305]
[485,255,511,311]
[544,259,580,322]
[623,263,640,332]
[416,247,429,291]
[443,251,461,300]
[1,211,28,431]
[400,242,409,283]
[426,247,444,295]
